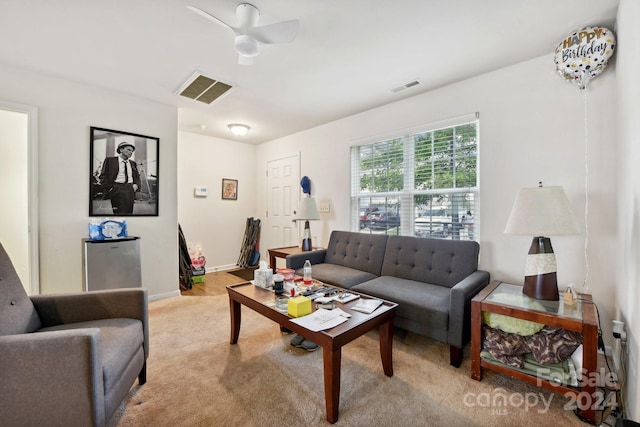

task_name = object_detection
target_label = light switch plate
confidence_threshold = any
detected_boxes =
[318,202,330,213]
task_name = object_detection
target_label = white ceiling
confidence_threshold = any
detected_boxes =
[0,0,618,144]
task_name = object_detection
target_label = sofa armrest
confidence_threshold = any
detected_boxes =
[0,329,105,426]
[286,249,327,270]
[448,270,490,348]
[31,288,149,357]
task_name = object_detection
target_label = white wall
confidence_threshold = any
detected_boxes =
[256,53,617,341]
[0,63,179,299]
[177,131,256,271]
[616,0,640,420]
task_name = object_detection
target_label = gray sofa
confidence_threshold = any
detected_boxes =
[287,230,490,367]
[0,243,148,427]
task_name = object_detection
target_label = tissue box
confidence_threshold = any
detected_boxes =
[88,218,128,240]
[287,296,311,318]
[254,268,273,288]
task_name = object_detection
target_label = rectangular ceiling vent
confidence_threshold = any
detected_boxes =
[391,79,422,94]
[177,72,233,104]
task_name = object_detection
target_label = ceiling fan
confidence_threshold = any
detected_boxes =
[187,3,299,65]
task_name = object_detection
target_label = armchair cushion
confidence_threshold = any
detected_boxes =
[31,288,149,358]
[39,318,144,395]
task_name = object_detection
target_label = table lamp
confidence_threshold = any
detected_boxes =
[504,183,580,300]
[295,196,320,251]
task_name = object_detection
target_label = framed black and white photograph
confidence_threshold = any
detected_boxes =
[222,178,238,200]
[90,126,159,216]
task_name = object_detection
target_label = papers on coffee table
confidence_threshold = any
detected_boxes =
[351,298,383,314]
[290,308,349,332]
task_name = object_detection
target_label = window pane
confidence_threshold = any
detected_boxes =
[414,192,476,240]
[358,196,401,235]
[359,139,403,193]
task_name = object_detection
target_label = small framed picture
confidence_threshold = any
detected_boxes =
[90,127,159,216]
[222,178,238,200]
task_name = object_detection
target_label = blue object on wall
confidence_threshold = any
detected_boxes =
[300,176,311,195]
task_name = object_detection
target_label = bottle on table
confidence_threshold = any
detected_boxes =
[303,260,312,285]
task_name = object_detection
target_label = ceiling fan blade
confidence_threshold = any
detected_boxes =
[249,20,299,44]
[238,55,254,66]
[186,5,238,33]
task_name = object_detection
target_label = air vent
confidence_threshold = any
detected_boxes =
[391,79,422,94]
[177,72,233,104]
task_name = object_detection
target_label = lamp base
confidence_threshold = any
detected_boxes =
[523,237,559,301]
[523,272,559,300]
[301,220,312,251]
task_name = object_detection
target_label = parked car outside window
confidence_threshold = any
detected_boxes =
[414,209,452,238]
[367,210,400,231]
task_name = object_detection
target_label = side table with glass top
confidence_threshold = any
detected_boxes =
[470,280,598,424]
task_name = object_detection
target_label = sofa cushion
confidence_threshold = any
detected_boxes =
[38,318,144,393]
[324,231,388,276]
[0,243,42,336]
[380,236,479,288]
[308,263,378,289]
[352,276,450,333]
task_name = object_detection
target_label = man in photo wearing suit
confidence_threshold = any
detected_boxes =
[99,141,141,214]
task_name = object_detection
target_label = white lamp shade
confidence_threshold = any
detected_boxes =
[504,186,579,236]
[296,197,320,220]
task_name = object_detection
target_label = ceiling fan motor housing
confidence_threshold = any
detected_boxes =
[237,3,260,29]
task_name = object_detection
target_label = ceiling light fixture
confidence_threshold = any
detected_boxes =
[234,35,260,57]
[228,123,251,136]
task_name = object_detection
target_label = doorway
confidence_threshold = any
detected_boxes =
[0,101,39,295]
[266,154,300,252]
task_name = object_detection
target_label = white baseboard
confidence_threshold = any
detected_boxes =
[149,290,181,302]
[206,263,238,273]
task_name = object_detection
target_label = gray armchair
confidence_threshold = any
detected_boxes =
[0,243,148,427]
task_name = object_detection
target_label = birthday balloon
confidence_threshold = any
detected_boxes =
[554,26,615,90]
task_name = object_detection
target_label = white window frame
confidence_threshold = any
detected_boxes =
[350,113,479,241]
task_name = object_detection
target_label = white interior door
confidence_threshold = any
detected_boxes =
[266,154,300,251]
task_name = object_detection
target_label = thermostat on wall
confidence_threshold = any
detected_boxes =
[194,186,208,197]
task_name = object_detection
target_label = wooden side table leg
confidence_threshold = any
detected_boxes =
[577,321,598,424]
[323,346,341,424]
[229,297,241,344]
[470,299,482,380]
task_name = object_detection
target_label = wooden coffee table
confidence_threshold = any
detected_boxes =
[227,282,397,423]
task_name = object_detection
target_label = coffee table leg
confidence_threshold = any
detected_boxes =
[229,298,241,344]
[379,319,394,377]
[323,346,341,424]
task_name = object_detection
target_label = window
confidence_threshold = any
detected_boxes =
[351,113,479,241]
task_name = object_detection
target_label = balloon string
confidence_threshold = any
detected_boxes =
[583,89,590,293]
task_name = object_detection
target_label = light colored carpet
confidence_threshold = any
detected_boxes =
[108,295,587,426]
